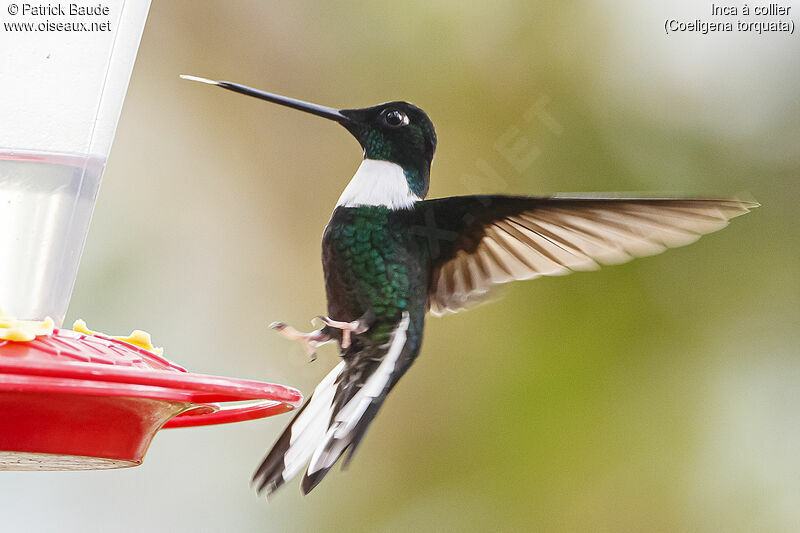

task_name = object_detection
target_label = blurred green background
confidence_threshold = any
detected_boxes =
[3,1,799,531]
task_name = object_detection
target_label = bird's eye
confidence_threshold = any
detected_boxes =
[384,110,409,127]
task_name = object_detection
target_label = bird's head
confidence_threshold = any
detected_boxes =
[338,102,436,197]
[181,76,437,200]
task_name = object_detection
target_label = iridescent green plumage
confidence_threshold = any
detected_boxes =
[323,205,427,343]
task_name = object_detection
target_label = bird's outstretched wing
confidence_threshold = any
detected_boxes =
[408,196,757,314]
[253,313,415,496]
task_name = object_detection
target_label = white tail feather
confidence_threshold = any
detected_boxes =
[279,361,345,481]
[307,313,410,474]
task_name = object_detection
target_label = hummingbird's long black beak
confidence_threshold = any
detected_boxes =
[180,75,351,124]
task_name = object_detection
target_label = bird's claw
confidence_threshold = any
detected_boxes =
[269,321,327,362]
[315,316,369,349]
[270,313,370,354]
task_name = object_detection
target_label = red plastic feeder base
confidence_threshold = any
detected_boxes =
[0,329,302,470]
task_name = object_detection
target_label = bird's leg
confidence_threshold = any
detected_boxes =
[315,312,373,349]
[269,322,333,362]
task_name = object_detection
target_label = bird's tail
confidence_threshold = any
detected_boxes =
[251,360,345,496]
[253,312,412,496]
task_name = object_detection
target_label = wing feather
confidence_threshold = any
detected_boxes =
[410,196,757,315]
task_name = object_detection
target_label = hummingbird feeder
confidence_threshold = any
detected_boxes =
[0,1,301,470]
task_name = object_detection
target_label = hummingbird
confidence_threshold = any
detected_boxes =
[181,75,757,496]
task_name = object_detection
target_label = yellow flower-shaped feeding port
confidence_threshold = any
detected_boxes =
[0,307,55,342]
[0,308,163,355]
[72,319,164,355]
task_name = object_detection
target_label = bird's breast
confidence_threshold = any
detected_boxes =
[322,206,426,340]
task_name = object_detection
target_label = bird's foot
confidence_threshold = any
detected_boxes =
[314,316,370,349]
[269,322,332,362]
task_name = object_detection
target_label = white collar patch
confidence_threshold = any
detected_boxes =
[335,159,420,210]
